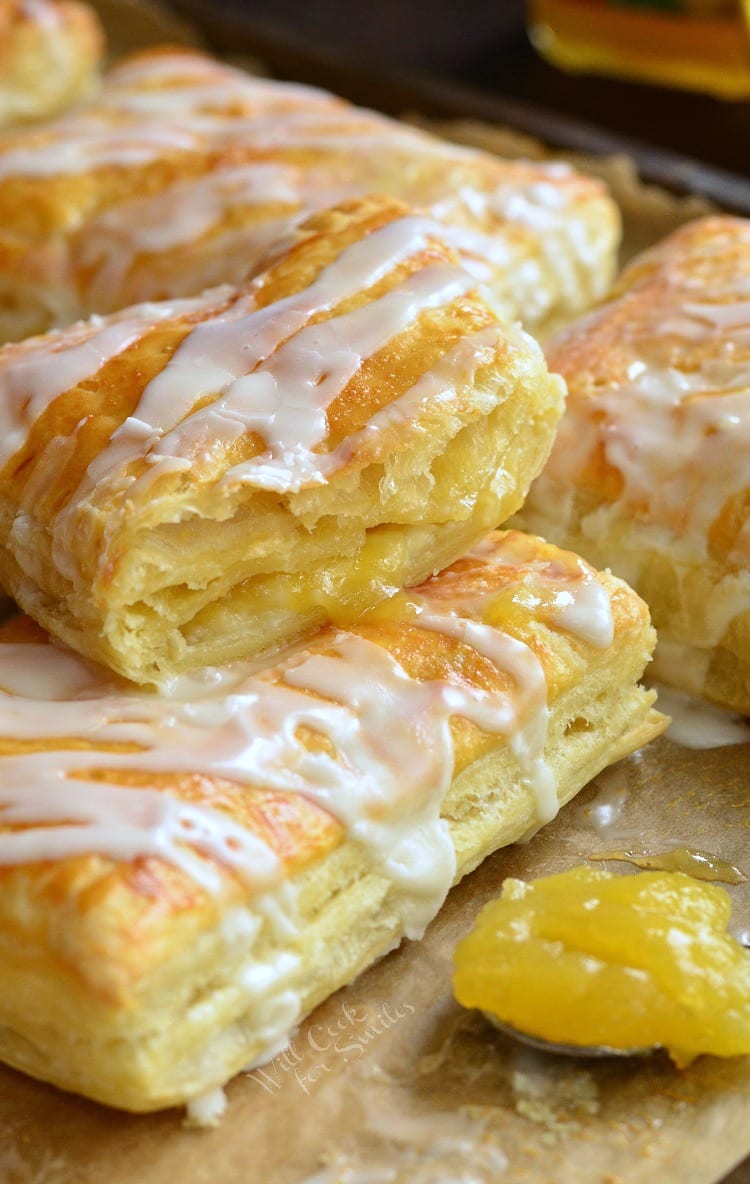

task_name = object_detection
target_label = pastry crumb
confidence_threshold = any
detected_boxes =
[511,1067,600,1141]
[183,1086,228,1128]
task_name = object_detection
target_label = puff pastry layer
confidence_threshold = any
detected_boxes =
[516,216,750,713]
[0,195,565,684]
[0,529,664,1113]
[0,46,619,341]
[0,1,103,131]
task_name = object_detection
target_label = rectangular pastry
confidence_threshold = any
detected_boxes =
[0,195,565,683]
[0,529,664,1115]
[516,215,750,713]
[0,47,619,341]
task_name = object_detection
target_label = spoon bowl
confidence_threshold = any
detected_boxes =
[483,1012,656,1058]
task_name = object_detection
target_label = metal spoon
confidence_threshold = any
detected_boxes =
[483,1012,655,1058]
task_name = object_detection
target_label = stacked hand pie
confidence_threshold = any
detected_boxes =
[0,529,661,1112]
[0,196,569,682]
[0,36,667,1119]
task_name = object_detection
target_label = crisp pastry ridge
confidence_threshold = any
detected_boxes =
[0,46,619,341]
[0,194,566,684]
[0,529,664,1113]
[516,215,750,713]
[0,0,103,131]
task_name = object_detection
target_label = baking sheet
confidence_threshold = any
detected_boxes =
[0,3,748,1181]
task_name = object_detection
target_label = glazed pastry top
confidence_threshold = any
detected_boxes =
[541,216,750,567]
[0,196,559,614]
[0,531,626,996]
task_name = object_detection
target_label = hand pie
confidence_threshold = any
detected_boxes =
[0,196,565,684]
[0,47,619,342]
[516,216,750,713]
[0,529,664,1114]
[0,0,103,130]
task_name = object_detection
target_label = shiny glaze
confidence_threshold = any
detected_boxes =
[0,535,614,934]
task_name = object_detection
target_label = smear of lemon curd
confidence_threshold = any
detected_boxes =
[453,866,750,1067]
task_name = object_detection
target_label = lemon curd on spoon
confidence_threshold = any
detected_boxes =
[454,865,750,1066]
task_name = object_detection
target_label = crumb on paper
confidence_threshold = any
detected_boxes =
[356,1062,392,1085]
[183,1086,228,1129]
[511,1066,600,1143]
[307,1102,510,1182]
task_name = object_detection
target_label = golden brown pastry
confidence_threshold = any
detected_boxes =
[0,195,565,683]
[0,0,103,130]
[516,216,750,713]
[0,46,619,342]
[0,529,664,1114]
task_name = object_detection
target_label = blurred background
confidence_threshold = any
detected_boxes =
[170,0,750,175]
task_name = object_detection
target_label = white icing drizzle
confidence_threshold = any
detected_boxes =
[0,47,600,339]
[82,162,306,254]
[74,162,347,310]
[62,145,578,324]
[525,221,750,687]
[0,70,449,181]
[184,1087,227,1128]
[102,52,337,111]
[590,364,750,563]
[416,612,557,824]
[0,537,617,1100]
[404,540,612,826]
[46,215,473,522]
[681,299,750,334]
[0,535,615,933]
[0,119,208,178]
[105,87,331,121]
[432,172,575,235]
[0,211,484,547]
[550,580,614,648]
[430,173,592,321]
[235,892,302,1065]
[422,534,615,652]
[18,0,60,27]
[218,324,504,495]
[539,236,750,567]
[0,621,520,935]
[655,684,750,749]
[146,263,471,495]
[0,764,282,898]
[0,291,229,470]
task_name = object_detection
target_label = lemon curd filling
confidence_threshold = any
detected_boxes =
[453,865,750,1067]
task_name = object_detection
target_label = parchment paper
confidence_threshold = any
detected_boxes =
[0,5,747,1181]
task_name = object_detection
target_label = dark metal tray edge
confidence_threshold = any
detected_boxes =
[169,0,750,215]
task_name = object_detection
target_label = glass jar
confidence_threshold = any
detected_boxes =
[529,0,750,98]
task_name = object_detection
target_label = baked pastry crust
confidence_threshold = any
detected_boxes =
[0,529,664,1112]
[516,216,750,713]
[0,47,619,341]
[0,1,103,130]
[0,195,565,683]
